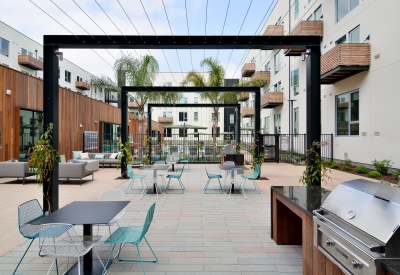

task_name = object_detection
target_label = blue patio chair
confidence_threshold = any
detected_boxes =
[126,164,147,199]
[13,199,45,275]
[179,159,190,171]
[165,165,185,194]
[239,164,261,199]
[103,203,157,275]
[204,165,223,194]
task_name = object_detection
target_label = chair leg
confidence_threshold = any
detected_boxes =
[135,243,146,275]
[144,236,158,262]
[103,244,117,275]
[13,238,34,275]
[204,178,211,193]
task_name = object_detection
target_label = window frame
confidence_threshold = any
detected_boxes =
[164,128,172,137]
[294,0,299,20]
[274,51,281,74]
[291,69,299,96]
[179,112,188,121]
[194,112,198,122]
[65,70,71,83]
[0,37,10,57]
[335,89,359,136]
[336,0,359,22]
[294,107,299,134]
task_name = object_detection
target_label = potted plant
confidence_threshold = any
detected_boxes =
[250,133,265,179]
[117,138,134,178]
[235,141,242,154]
[299,141,331,187]
[28,123,60,213]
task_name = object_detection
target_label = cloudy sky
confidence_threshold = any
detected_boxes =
[2,0,276,81]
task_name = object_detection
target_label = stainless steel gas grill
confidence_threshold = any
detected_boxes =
[313,179,400,275]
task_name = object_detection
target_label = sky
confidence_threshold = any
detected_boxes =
[1,0,277,82]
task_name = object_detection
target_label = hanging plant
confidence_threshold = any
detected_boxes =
[28,123,60,213]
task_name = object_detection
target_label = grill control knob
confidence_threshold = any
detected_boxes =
[326,239,335,246]
[351,259,361,269]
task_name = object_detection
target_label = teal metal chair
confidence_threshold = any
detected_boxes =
[204,165,223,194]
[103,203,157,275]
[239,164,261,199]
[13,199,45,275]
[126,164,148,199]
[165,164,185,194]
[179,159,190,170]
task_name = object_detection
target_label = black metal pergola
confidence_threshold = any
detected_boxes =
[43,34,321,212]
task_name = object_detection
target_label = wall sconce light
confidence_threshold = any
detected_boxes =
[5,89,11,95]
[94,120,98,124]
[301,49,311,61]
[55,50,63,61]
[79,124,83,128]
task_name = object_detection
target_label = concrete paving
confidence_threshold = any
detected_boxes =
[0,163,376,274]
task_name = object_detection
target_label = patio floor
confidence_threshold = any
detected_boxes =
[0,163,374,274]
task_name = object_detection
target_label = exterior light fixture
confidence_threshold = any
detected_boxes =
[55,50,63,61]
[5,89,11,95]
[301,49,311,61]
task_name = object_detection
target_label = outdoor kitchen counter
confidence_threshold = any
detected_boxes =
[271,186,396,275]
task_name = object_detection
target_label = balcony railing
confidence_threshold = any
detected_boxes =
[18,55,43,70]
[261,92,284,108]
[252,70,270,80]
[321,44,370,84]
[128,102,139,107]
[241,107,254,117]
[238,92,249,102]
[263,25,284,36]
[158,116,173,123]
[284,21,323,56]
[241,63,255,77]
[75,81,90,90]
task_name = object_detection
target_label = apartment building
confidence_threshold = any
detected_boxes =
[0,21,102,101]
[240,0,400,168]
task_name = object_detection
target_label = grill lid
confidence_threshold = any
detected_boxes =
[321,179,400,244]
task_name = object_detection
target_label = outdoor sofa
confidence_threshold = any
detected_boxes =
[0,161,35,184]
[73,152,142,168]
[59,162,94,185]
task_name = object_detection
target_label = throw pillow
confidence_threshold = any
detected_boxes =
[109,153,118,159]
[80,152,89,160]
[116,152,121,159]
[94,154,105,159]
[72,159,88,165]
[73,151,82,159]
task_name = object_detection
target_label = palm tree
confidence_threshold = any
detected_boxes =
[183,57,237,158]
[90,75,120,102]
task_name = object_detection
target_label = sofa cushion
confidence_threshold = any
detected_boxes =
[72,159,88,166]
[73,151,82,159]
[109,153,118,159]
[80,152,89,160]
[94,154,105,159]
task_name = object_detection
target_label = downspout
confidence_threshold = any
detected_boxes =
[288,0,293,160]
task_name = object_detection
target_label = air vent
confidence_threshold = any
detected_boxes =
[374,132,380,137]
[362,132,367,136]
[344,152,348,159]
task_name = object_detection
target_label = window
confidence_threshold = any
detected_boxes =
[163,82,172,86]
[77,76,82,81]
[276,17,282,25]
[336,35,347,45]
[0,37,9,57]
[28,51,33,57]
[264,116,270,134]
[38,57,43,62]
[265,61,271,71]
[194,97,198,103]
[274,51,281,74]
[337,0,359,22]
[274,81,281,92]
[274,113,281,134]
[21,48,27,55]
[65,70,71,83]
[251,100,254,107]
[179,129,188,137]
[349,26,360,43]
[180,97,188,104]
[163,111,172,117]
[179,112,188,121]
[58,67,60,79]
[336,90,359,136]
[294,0,299,20]
[164,128,172,137]
[308,5,323,20]
[211,113,220,122]
[229,114,235,124]
[212,127,220,138]
[294,108,299,134]
[194,112,198,122]
[291,69,299,95]
[194,128,199,138]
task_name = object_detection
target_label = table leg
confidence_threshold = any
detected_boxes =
[153,169,157,193]
[83,224,93,270]
[172,163,175,172]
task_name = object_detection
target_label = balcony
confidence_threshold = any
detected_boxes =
[128,101,139,107]
[261,92,284,108]
[18,55,43,70]
[263,25,284,36]
[238,92,249,102]
[241,107,254,117]
[158,116,173,123]
[252,70,270,80]
[284,21,323,56]
[241,63,255,77]
[321,44,370,84]
[75,81,90,90]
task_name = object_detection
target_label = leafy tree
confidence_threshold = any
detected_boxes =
[90,75,120,102]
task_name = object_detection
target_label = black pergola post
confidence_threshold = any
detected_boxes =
[147,105,152,164]
[254,91,261,155]
[121,91,128,177]
[236,106,241,144]
[43,45,59,212]
[306,45,321,186]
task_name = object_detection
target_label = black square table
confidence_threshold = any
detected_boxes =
[218,165,249,194]
[140,164,170,194]
[32,201,130,275]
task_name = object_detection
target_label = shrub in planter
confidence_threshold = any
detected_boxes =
[369,171,382,178]
[322,160,332,166]
[372,159,393,175]
[355,166,368,174]
[342,165,352,171]
[343,159,352,167]
[330,162,339,169]
[394,170,400,179]
[380,180,391,186]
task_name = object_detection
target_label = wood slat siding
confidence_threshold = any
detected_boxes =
[241,63,255,77]
[0,64,121,161]
[17,55,43,70]
[291,21,323,36]
[238,92,250,101]
[321,44,371,75]
[158,116,173,123]
[261,92,284,107]
[263,25,284,36]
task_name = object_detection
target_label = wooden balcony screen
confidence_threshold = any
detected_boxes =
[263,25,284,36]
[17,55,43,70]
[158,116,173,123]
[238,92,250,101]
[242,107,255,117]
[261,92,284,108]
[291,21,323,36]
[75,81,90,90]
[128,101,139,107]
[252,70,270,80]
[241,63,256,77]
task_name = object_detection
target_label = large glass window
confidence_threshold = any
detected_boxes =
[274,113,281,134]
[194,97,198,103]
[179,129,188,137]
[164,128,172,137]
[211,113,220,122]
[163,111,172,117]
[291,69,299,95]
[19,110,44,159]
[337,0,359,22]
[274,51,281,74]
[294,108,299,134]
[102,122,121,152]
[264,116,270,134]
[65,70,71,83]
[349,26,360,43]
[179,112,188,121]
[0,37,9,57]
[21,48,27,55]
[274,81,281,92]
[336,35,347,45]
[336,90,359,136]
[194,112,198,122]
[180,97,188,104]
[308,5,323,21]
[229,114,235,124]
[294,0,299,20]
